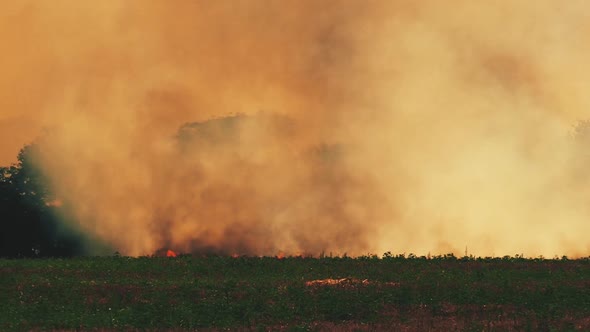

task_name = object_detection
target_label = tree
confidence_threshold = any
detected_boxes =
[0,144,84,257]
[573,120,590,143]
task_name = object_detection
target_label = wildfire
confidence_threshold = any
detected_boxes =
[166,249,177,257]
[45,199,63,207]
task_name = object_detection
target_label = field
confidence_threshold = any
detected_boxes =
[2,254,590,331]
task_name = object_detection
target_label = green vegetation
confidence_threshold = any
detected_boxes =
[2,254,590,331]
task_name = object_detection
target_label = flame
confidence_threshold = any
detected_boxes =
[276,252,285,260]
[45,199,63,207]
[166,249,177,257]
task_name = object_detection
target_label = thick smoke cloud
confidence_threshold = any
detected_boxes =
[2,1,590,256]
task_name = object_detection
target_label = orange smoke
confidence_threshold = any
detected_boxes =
[2,1,590,257]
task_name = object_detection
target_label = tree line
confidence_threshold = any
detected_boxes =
[3,117,589,258]
[0,144,88,257]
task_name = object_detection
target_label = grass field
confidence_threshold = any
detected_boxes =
[2,254,590,331]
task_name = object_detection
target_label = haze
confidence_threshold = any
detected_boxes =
[2,1,590,257]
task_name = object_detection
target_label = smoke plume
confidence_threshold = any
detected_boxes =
[2,1,590,256]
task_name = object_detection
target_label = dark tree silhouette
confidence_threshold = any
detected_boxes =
[0,144,85,257]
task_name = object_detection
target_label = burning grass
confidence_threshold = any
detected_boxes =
[2,254,590,331]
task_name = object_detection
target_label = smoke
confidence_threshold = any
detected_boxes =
[2,1,590,256]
